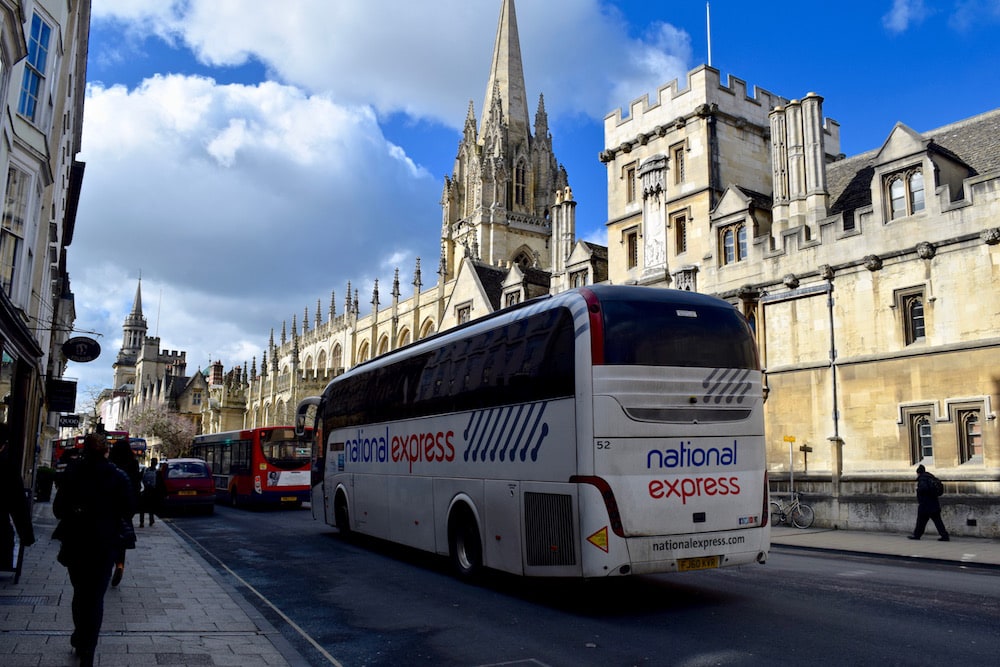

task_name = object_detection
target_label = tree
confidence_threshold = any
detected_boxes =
[124,404,198,458]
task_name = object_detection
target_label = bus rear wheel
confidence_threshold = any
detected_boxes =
[448,506,483,578]
[334,493,351,537]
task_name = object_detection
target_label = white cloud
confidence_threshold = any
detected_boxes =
[882,0,929,33]
[70,0,697,394]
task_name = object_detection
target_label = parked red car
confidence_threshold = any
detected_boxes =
[157,458,215,515]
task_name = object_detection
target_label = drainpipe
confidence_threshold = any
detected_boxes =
[825,269,844,504]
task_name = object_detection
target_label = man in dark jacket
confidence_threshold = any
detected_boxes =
[0,439,35,569]
[53,432,135,667]
[908,464,950,541]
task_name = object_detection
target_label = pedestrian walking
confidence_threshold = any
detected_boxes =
[109,439,141,586]
[53,432,135,667]
[139,457,160,526]
[908,464,950,541]
[0,434,35,570]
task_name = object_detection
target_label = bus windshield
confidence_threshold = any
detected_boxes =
[601,297,758,369]
[260,428,310,470]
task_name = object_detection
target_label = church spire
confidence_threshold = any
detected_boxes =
[481,0,530,145]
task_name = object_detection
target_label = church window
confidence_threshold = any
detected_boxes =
[514,161,527,206]
[505,292,521,307]
[331,344,342,371]
[624,227,639,270]
[896,287,926,345]
[957,409,982,464]
[886,167,924,220]
[909,412,933,464]
[457,303,472,324]
[624,163,637,203]
[672,211,688,255]
[570,270,588,287]
[720,223,747,265]
[671,143,686,184]
[192,391,202,407]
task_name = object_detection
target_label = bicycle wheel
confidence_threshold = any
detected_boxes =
[769,501,785,526]
[791,503,815,528]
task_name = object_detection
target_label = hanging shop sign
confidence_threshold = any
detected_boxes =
[62,336,101,363]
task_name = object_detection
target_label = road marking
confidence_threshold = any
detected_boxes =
[172,524,344,667]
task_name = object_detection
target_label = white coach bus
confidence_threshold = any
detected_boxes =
[296,284,769,578]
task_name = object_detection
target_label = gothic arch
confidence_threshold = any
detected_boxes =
[317,349,327,372]
[377,334,390,356]
[419,318,436,340]
[511,244,535,270]
[358,340,370,363]
[331,343,343,371]
[397,327,411,348]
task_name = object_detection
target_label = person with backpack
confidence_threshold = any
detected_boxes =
[53,432,135,667]
[139,457,160,527]
[908,464,950,541]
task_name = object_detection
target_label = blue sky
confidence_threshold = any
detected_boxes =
[67,0,1000,400]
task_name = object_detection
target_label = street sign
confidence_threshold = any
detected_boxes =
[58,414,80,427]
[783,435,796,442]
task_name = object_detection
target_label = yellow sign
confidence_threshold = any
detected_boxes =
[587,526,609,553]
[783,435,796,442]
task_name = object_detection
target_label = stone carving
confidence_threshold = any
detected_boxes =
[916,242,936,259]
[864,254,883,271]
[982,227,1000,245]
[820,264,834,280]
[783,274,800,288]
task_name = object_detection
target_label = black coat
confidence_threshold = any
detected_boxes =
[915,471,941,513]
[0,452,34,545]
[53,453,135,567]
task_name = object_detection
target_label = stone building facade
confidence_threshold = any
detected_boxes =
[601,65,999,536]
[1,1,90,486]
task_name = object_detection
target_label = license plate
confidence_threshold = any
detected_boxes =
[178,490,197,496]
[281,496,297,502]
[677,556,720,572]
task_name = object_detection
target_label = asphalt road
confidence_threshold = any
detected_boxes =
[168,504,1000,667]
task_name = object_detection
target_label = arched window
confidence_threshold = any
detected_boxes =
[377,335,389,356]
[909,171,925,213]
[958,410,982,463]
[912,414,933,462]
[332,343,342,370]
[514,160,527,206]
[887,168,924,220]
[904,293,925,344]
[720,223,747,265]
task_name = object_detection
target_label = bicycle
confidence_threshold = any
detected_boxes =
[769,493,815,528]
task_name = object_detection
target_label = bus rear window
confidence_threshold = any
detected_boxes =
[601,299,758,369]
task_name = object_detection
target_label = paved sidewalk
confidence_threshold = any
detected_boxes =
[0,501,308,666]
[770,524,1000,569]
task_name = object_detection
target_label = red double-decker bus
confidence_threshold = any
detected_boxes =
[52,430,131,471]
[190,427,312,508]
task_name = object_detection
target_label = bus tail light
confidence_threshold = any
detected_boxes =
[571,475,624,538]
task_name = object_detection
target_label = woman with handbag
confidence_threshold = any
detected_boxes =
[53,432,135,667]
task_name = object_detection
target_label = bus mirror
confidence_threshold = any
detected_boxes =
[295,396,321,438]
